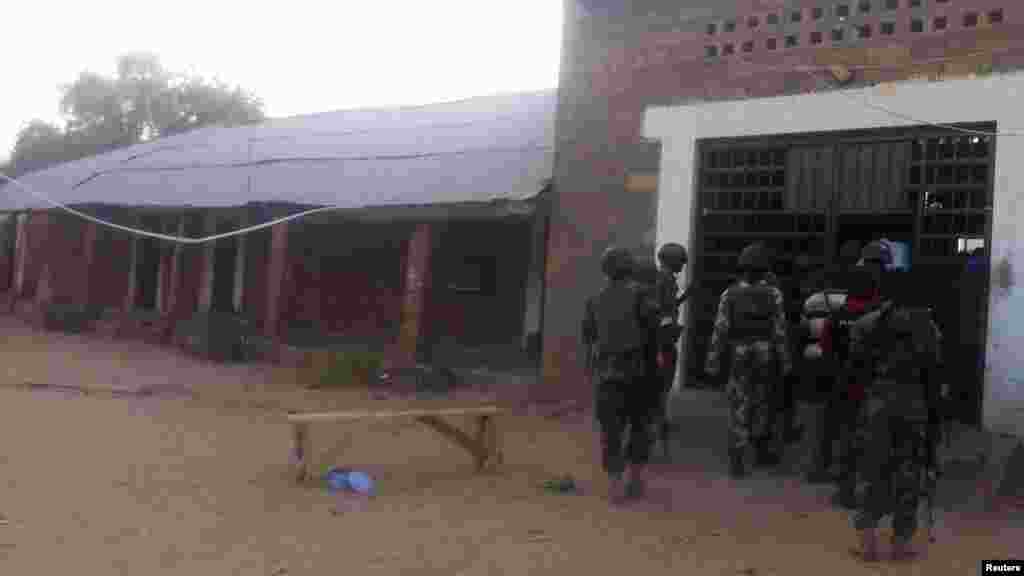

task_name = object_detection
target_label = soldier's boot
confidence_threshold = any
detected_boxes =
[624,465,647,499]
[754,440,782,468]
[660,420,672,461]
[833,472,859,508]
[852,529,879,562]
[833,487,859,509]
[728,449,747,478]
[607,473,626,504]
[806,468,835,484]
[890,536,918,561]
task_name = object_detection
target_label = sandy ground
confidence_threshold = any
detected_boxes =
[0,317,1019,575]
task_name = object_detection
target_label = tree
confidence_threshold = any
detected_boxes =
[10,120,67,175]
[8,53,265,175]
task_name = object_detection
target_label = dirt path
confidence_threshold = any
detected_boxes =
[0,319,1018,574]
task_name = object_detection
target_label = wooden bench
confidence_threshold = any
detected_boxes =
[286,405,503,483]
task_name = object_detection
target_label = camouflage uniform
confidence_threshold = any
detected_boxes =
[848,303,942,551]
[653,266,682,450]
[582,250,660,482]
[705,278,792,473]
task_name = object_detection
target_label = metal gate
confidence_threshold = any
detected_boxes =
[687,123,994,426]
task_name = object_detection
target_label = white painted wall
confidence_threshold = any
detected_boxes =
[644,72,1024,437]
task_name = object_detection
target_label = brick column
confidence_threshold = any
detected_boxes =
[396,222,433,368]
[80,222,99,307]
[124,214,140,312]
[34,213,55,306]
[264,220,290,339]
[13,213,28,297]
[232,211,248,313]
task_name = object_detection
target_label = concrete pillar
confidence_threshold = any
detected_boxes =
[13,213,27,296]
[232,211,247,314]
[264,220,290,339]
[124,214,140,312]
[0,215,12,293]
[396,222,433,367]
[163,215,185,316]
[34,213,54,306]
[155,227,166,314]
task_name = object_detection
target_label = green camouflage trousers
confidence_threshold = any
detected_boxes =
[853,413,927,540]
[725,341,782,455]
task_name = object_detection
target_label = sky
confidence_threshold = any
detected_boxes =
[0,0,563,164]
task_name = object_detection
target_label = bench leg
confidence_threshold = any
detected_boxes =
[474,416,489,472]
[474,415,502,472]
[418,415,491,471]
[292,423,312,483]
[486,415,502,469]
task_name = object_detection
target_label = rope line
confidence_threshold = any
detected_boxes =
[2,61,1022,244]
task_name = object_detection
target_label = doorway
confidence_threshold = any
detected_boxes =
[134,215,162,311]
[690,125,994,426]
[834,213,913,259]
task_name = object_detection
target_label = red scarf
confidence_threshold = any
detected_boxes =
[845,289,880,314]
[842,290,881,401]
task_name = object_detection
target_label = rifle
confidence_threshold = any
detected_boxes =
[919,420,938,544]
[582,298,597,393]
[585,341,595,388]
[923,464,937,543]
[922,333,942,545]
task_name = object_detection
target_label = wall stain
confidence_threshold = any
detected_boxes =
[994,253,1014,298]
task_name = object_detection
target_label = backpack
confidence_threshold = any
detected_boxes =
[727,283,778,342]
[801,291,842,362]
[854,302,941,417]
[591,281,646,358]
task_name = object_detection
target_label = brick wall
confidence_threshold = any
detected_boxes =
[424,219,533,350]
[243,226,271,329]
[274,217,533,360]
[44,213,91,306]
[172,214,205,321]
[18,212,52,299]
[0,216,14,293]
[280,220,410,344]
[545,0,1024,395]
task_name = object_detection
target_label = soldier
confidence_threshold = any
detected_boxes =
[652,242,693,459]
[582,246,660,502]
[783,253,816,446]
[821,240,864,480]
[833,241,888,509]
[847,279,942,561]
[705,243,792,478]
[795,276,845,484]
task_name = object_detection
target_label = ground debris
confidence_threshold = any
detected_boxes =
[526,528,552,543]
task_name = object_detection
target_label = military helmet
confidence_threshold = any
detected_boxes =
[861,241,892,267]
[600,246,634,278]
[737,242,771,271]
[886,306,918,336]
[657,243,688,272]
[631,257,660,286]
[839,240,863,264]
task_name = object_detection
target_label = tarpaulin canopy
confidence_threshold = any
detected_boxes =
[1,90,555,212]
